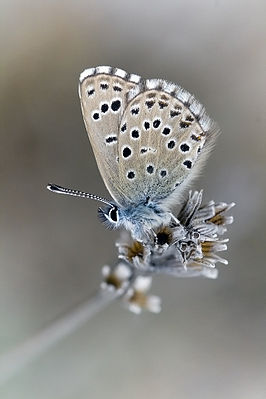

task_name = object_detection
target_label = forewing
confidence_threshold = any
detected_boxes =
[118,78,218,206]
[79,66,141,205]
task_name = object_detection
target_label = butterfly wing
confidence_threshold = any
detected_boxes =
[79,66,141,205]
[118,78,218,207]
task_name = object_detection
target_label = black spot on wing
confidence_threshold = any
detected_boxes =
[131,107,139,115]
[101,103,109,113]
[146,165,154,174]
[170,110,181,118]
[127,171,135,179]
[191,134,201,141]
[144,121,150,130]
[180,143,190,152]
[159,101,168,109]
[93,112,100,120]
[105,136,117,144]
[183,160,192,169]
[162,127,171,135]
[113,85,122,92]
[87,89,95,96]
[180,121,191,128]
[122,147,132,158]
[186,115,194,122]
[131,129,139,139]
[167,140,175,149]
[111,100,121,112]
[146,100,155,109]
[121,123,127,132]
[153,119,161,129]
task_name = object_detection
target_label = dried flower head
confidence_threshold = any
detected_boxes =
[125,276,161,314]
[117,238,145,263]
[101,191,235,313]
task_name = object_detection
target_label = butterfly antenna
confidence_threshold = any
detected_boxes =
[47,184,112,206]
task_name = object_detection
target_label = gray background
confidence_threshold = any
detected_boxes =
[1,0,266,398]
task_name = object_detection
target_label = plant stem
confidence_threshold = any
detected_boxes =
[0,289,118,386]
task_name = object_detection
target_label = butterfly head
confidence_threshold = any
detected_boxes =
[98,198,172,241]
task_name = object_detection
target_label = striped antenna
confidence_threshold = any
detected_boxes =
[47,184,112,206]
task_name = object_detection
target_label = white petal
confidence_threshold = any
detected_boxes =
[101,265,111,277]
[146,296,162,313]
[133,276,152,292]
[115,263,132,280]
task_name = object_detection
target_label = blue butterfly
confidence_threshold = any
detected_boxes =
[48,66,217,241]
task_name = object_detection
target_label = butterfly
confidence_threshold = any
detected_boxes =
[48,66,218,241]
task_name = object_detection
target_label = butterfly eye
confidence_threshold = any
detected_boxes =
[97,206,120,229]
[108,206,119,223]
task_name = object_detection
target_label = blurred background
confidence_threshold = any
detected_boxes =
[1,0,266,398]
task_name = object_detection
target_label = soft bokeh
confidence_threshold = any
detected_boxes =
[1,0,266,398]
